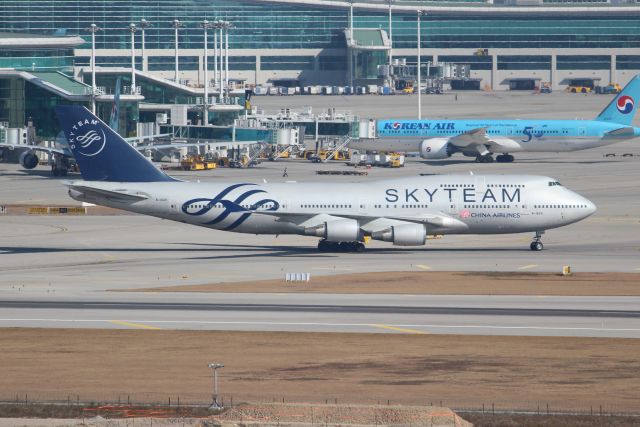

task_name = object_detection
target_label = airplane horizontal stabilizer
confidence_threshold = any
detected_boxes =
[66,183,149,202]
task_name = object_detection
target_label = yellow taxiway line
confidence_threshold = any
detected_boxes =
[108,320,161,330]
[370,324,428,334]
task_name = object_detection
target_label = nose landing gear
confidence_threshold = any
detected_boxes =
[530,231,545,251]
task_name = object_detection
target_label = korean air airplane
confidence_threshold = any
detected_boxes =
[54,106,596,252]
[351,75,640,163]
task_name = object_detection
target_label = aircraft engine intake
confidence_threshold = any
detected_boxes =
[420,138,453,159]
[372,223,426,246]
[306,219,360,242]
[19,150,39,169]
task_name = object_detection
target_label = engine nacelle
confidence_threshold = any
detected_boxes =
[420,138,453,159]
[19,150,39,169]
[306,219,360,242]
[372,223,426,246]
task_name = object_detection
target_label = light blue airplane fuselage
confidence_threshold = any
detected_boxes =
[375,118,640,153]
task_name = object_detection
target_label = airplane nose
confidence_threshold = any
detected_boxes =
[585,199,597,216]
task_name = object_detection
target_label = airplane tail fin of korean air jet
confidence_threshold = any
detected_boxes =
[595,75,640,126]
[54,105,174,182]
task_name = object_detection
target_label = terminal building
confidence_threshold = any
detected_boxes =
[1,0,640,138]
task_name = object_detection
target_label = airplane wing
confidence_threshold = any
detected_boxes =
[447,128,522,154]
[448,127,489,147]
[0,143,70,157]
[228,203,468,232]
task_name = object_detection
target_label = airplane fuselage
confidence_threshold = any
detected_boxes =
[68,175,595,243]
[349,119,640,155]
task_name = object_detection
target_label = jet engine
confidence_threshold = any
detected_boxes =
[372,223,426,246]
[306,219,360,242]
[420,138,453,159]
[19,150,39,169]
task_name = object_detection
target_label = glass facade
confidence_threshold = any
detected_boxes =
[0,1,638,55]
[498,56,551,70]
[0,48,74,71]
[557,55,610,70]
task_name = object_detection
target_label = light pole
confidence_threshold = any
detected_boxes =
[128,23,137,94]
[217,20,224,102]
[388,0,394,67]
[349,0,354,40]
[200,20,213,120]
[213,21,219,90]
[85,23,102,114]
[416,10,425,120]
[207,363,224,409]
[139,18,151,72]
[171,19,183,83]
[225,21,233,101]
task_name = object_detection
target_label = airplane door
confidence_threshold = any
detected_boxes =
[167,199,181,217]
[358,198,367,214]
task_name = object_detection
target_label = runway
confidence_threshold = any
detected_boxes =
[1,294,640,337]
[1,92,639,338]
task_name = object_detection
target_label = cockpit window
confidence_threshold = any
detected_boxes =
[548,181,562,187]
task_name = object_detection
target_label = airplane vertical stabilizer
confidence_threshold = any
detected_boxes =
[595,75,640,125]
[54,105,174,182]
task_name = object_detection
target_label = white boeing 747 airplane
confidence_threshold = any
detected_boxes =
[55,106,596,251]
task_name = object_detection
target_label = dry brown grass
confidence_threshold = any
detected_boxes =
[1,329,639,412]
[125,271,640,296]
[460,412,640,427]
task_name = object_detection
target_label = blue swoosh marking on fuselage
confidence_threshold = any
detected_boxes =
[206,189,267,225]
[223,198,281,231]
[181,183,256,215]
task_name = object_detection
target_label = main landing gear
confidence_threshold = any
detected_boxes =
[318,239,365,253]
[475,154,515,163]
[475,154,494,163]
[496,154,515,163]
[530,231,545,251]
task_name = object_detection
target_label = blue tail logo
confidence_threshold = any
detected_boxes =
[72,126,106,157]
[596,75,640,125]
[55,105,174,182]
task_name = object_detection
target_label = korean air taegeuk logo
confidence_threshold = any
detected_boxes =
[616,95,634,114]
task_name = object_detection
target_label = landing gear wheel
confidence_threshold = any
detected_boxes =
[530,231,545,251]
[496,154,515,163]
[530,241,544,251]
[355,242,365,252]
[318,240,330,252]
[475,155,494,163]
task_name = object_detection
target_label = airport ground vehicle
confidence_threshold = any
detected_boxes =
[55,105,596,252]
[596,83,622,94]
[567,85,591,93]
